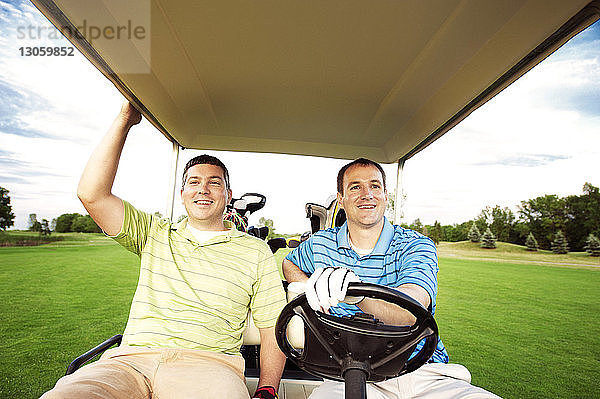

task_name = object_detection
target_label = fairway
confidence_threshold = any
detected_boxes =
[1,238,598,398]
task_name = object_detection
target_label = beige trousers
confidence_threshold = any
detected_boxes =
[40,346,250,399]
[309,363,501,399]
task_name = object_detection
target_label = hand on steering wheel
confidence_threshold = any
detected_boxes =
[277,282,439,383]
[305,267,364,312]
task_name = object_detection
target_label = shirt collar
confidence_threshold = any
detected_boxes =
[173,218,243,245]
[337,217,394,256]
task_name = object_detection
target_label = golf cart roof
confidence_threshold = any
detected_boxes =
[32,0,598,163]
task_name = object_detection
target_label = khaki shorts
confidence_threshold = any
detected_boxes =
[40,346,250,399]
[309,363,501,399]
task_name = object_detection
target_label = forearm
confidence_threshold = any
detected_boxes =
[77,115,132,204]
[357,283,431,326]
[77,102,141,235]
[257,327,287,390]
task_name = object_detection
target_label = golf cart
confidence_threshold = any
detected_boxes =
[30,0,599,397]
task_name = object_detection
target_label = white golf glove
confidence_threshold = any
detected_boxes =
[304,267,363,313]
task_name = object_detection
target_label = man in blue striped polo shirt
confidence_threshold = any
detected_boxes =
[283,158,499,398]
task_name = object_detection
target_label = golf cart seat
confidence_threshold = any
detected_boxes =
[305,196,346,234]
[66,285,322,399]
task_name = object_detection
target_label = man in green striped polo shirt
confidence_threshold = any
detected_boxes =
[41,102,287,399]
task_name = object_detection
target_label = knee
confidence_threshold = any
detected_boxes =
[38,375,96,399]
[39,385,68,399]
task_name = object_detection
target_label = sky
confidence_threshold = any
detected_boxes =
[1,0,599,234]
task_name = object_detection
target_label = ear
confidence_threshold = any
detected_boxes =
[227,189,233,204]
[337,191,343,208]
[180,189,184,204]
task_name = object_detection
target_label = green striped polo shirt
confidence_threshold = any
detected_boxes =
[112,200,286,355]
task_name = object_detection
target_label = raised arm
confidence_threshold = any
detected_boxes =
[77,101,141,236]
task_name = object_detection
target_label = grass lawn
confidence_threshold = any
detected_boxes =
[435,256,599,398]
[0,235,139,399]
[438,240,600,269]
[0,237,598,398]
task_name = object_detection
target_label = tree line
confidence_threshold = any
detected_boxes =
[2,183,599,253]
[26,212,102,234]
[402,182,600,253]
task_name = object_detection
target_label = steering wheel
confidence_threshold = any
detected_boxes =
[276,283,438,388]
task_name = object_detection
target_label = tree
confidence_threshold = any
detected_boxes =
[585,234,600,257]
[0,187,15,230]
[525,232,538,251]
[40,219,51,236]
[511,221,530,246]
[564,183,600,251]
[476,205,515,242]
[83,215,102,233]
[55,213,82,232]
[442,221,470,242]
[481,228,496,249]
[519,195,567,250]
[409,219,423,234]
[468,223,481,243]
[28,213,42,232]
[71,215,101,233]
[490,206,515,242]
[428,221,443,244]
[71,215,88,232]
[551,230,569,254]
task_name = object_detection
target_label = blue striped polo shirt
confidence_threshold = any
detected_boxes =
[285,218,449,363]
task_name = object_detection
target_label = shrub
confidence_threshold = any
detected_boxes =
[0,231,63,246]
[481,228,497,249]
[525,232,538,251]
[585,234,600,257]
[468,223,481,243]
[551,230,569,254]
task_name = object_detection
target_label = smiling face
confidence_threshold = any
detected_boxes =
[337,164,388,231]
[181,164,232,231]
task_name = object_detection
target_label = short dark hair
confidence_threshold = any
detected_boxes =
[182,155,230,190]
[337,158,386,194]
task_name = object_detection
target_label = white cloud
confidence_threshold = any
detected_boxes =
[398,25,600,226]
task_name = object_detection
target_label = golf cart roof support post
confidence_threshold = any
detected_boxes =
[165,141,180,221]
[394,159,406,224]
